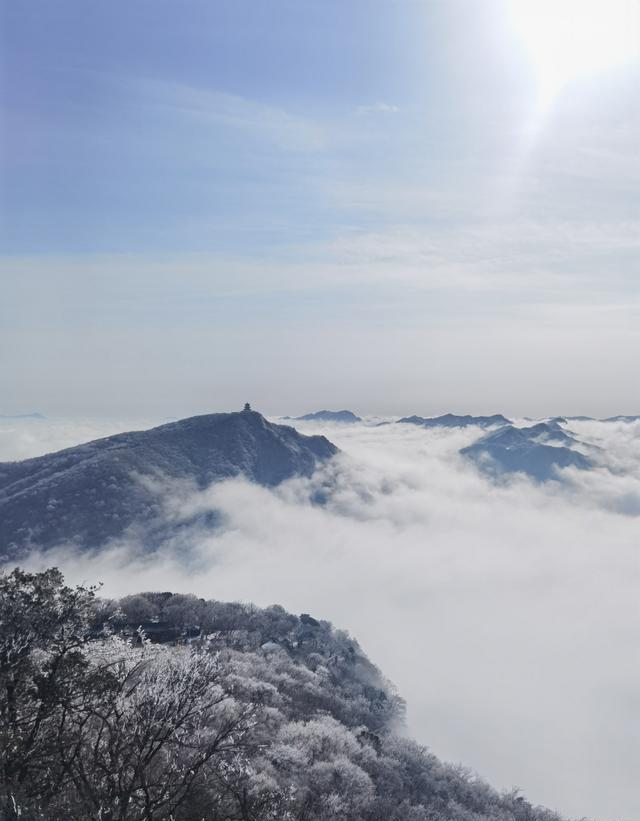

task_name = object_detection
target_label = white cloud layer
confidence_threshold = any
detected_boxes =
[0,416,164,462]
[3,416,640,821]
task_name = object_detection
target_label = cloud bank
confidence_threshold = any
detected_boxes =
[4,416,640,821]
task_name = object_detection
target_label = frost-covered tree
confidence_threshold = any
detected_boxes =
[57,638,256,820]
[161,593,203,629]
[0,569,569,821]
[264,716,375,820]
[0,570,258,821]
[118,594,159,625]
[0,568,97,817]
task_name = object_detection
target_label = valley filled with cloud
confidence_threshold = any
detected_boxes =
[3,414,638,821]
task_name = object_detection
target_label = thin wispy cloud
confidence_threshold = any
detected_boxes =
[2,1,638,415]
[130,79,328,153]
[355,102,401,116]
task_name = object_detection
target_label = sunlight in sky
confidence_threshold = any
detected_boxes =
[509,0,640,108]
[2,3,640,815]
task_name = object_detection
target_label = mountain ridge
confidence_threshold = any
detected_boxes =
[461,421,593,481]
[294,409,362,423]
[397,413,511,428]
[0,410,337,558]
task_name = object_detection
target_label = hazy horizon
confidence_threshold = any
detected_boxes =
[2,0,639,417]
[1,401,639,426]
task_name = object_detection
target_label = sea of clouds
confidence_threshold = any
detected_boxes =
[1,415,639,821]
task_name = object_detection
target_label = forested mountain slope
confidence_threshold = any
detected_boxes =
[0,568,567,821]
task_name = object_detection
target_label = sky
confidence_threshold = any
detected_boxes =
[1,0,639,416]
[5,413,640,821]
[2,6,640,817]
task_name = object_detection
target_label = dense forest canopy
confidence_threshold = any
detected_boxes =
[0,568,568,821]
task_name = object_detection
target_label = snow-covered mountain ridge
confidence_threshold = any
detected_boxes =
[0,409,337,558]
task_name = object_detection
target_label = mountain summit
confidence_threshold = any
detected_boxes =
[461,422,592,481]
[295,409,362,423]
[397,413,511,428]
[0,409,337,558]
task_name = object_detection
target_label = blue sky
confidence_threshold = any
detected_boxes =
[1,0,639,416]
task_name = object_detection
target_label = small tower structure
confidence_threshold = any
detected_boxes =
[243,402,251,412]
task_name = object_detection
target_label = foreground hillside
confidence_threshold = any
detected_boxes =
[0,409,337,558]
[0,568,567,821]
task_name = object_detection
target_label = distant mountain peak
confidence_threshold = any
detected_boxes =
[461,422,592,481]
[295,409,362,423]
[0,410,338,558]
[397,413,511,429]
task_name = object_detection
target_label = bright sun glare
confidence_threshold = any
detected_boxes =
[509,0,640,107]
